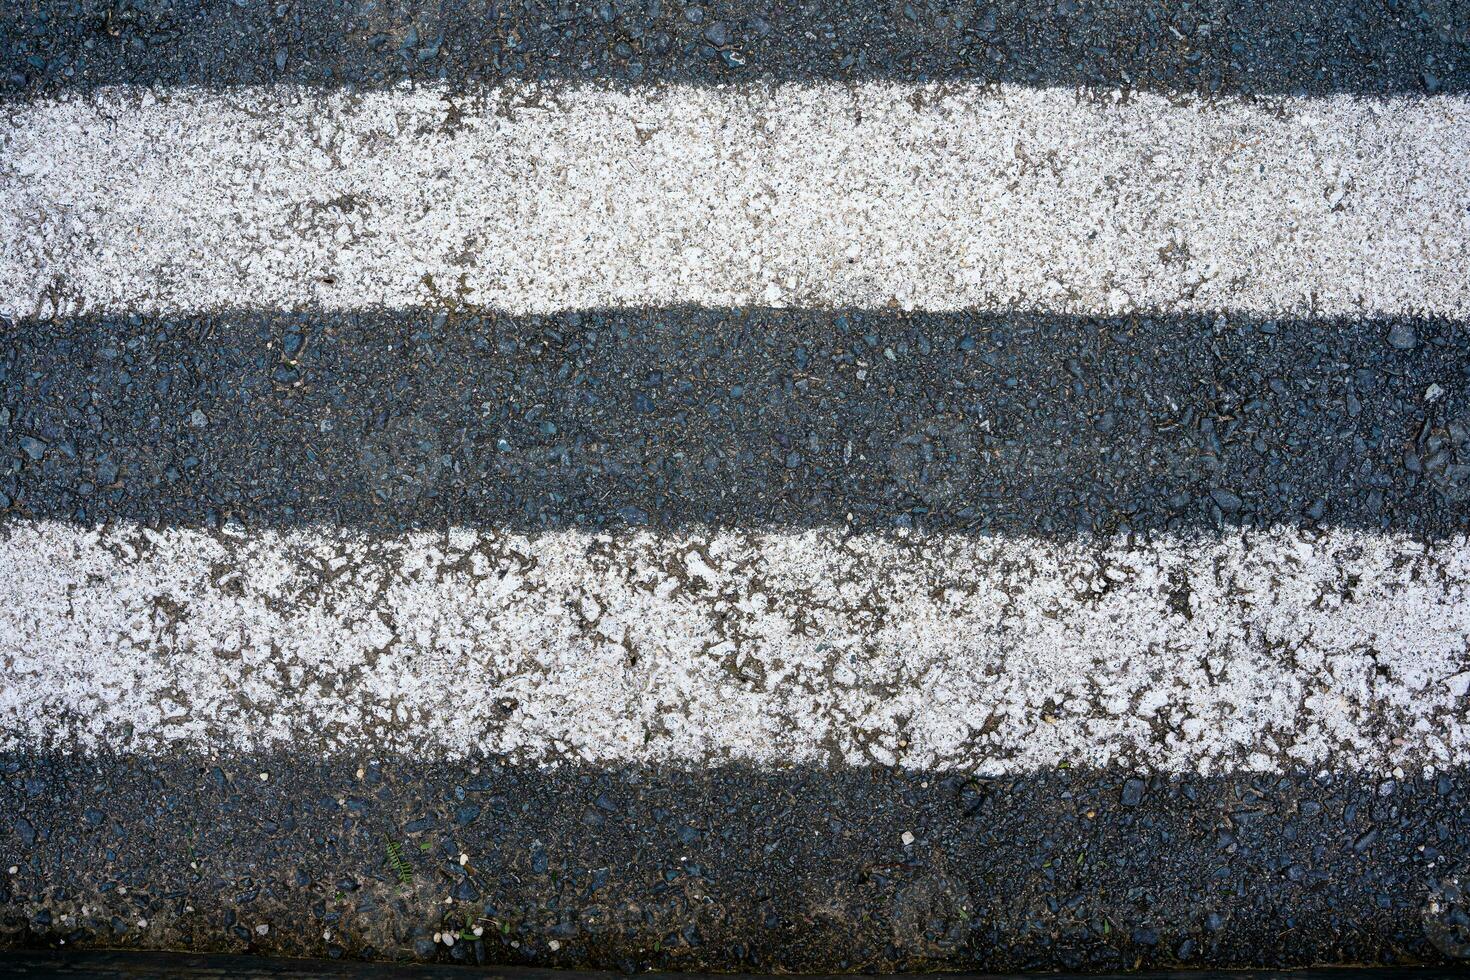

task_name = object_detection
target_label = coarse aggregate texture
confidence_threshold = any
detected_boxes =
[5,4,1470,972]
[4,84,1469,319]
[1,0,1465,95]
[5,755,1470,971]
[3,308,1469,537]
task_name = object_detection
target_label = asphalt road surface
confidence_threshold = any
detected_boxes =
[2,0,1470,973]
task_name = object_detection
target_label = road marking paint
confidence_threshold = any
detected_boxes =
[3,83,1467,318]
[3,520,1466,773]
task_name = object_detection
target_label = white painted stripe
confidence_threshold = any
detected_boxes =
[2,521,1467,774]
[3,84,1467,319]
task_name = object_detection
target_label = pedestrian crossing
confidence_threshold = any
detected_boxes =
[1,79,1468,775]
[4,4,1470,969]
[2,80,1470,775]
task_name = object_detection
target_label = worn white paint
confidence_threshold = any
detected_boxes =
[2,521,1467,774]
[3,83,1467,319]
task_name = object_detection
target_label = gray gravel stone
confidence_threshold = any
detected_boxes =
[1389,323,1418,350]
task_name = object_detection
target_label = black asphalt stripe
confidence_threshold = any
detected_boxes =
[2,956,1464,980]
[3,753,1469,971]
[1,0,1464,96]
[2,309,1468,538]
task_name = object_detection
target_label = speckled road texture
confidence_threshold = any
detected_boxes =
[5,523,1470,777]
[4,85,1468,319]
[3,0,1470,973]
